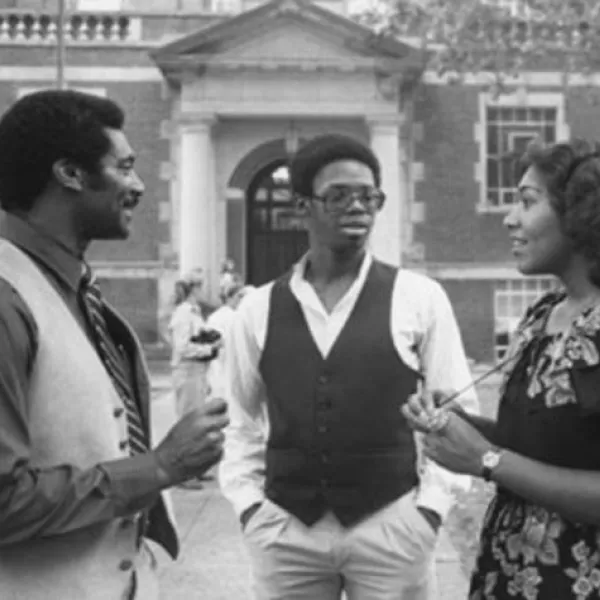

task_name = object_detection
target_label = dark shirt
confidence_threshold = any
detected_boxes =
[0,213,163,546]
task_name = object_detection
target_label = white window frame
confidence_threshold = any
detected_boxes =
[493,277,558,362]
[475,91,569,214]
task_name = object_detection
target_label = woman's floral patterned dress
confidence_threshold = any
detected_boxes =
[469,292,600,600]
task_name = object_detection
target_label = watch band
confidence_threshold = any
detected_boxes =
[481,448,503,482]
[482,463,494,482]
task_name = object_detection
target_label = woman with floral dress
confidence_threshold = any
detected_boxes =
[403,138,600,599]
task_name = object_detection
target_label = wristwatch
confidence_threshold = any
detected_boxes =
[481,448,503,482]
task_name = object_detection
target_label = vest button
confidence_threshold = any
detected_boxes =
[119,440,128,451]
[119,559,134,571]
[113,407,124,418]
[321,453,331,464]
[317,425,328,434]
[317,375,329,385]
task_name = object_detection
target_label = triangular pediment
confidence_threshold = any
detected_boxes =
[216,20,360,62]
[151,0,426,81]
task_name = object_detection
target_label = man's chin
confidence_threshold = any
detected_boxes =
[91,225,131,241]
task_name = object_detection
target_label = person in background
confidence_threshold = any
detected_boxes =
[220,133,479,600]
[219,258,236,304]
[0,89,228,600]
[404,139,600,599]
[168,270,221,420]
[207,277,255,396]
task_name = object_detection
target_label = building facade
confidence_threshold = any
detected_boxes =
[0,0,597,362]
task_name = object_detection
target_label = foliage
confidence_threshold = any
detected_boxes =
[356,0,600,96]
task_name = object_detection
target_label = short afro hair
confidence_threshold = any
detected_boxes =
[289,134,381,197]
[0,89,125,213]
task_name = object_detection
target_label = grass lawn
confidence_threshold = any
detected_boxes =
[444,380,501,578]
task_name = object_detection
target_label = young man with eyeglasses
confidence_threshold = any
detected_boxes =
[219,134,479,599]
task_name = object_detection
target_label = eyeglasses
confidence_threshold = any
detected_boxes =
[311,186,386,213]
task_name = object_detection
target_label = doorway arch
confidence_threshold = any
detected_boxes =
[246,160,309,285]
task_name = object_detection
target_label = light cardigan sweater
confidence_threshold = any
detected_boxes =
[0,240,176,600]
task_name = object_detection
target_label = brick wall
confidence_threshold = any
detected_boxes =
[439,278,495,364]
[86,80,170,263]
[414,84,511,264]
[97,277,159,343]
[566,89,600,141]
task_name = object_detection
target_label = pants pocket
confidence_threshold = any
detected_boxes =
[244,499,291,548]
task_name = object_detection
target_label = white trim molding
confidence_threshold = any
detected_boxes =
[0,66,162,82]
[474,90,570,214]
[419,263,537,280]
[423,70,600,87]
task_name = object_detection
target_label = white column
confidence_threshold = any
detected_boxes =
[178,115,217,297]
[367,116,406,266]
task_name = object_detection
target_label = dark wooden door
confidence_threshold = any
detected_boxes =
[247,162,309,286]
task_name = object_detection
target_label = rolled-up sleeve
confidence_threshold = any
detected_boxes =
[398,278,480,520]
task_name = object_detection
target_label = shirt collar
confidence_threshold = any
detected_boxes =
[292,250,373,282]
[290,250,373,315]
[0,213,86,293]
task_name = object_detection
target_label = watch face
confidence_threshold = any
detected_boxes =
[483,451,501,469]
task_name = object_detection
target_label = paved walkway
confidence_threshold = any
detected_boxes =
[149,377,469,599]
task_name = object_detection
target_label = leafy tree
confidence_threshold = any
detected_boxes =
[355,0,600,98]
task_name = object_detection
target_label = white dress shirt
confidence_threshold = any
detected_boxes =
[206,304,237,396]
[219,253,479,522]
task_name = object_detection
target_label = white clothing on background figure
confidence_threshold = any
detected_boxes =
[168,300,213,417]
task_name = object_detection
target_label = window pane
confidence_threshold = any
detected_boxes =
[488,190,500,206]
[487,158,499,187]
[510,294,522,316]
[487,107,499,122]
[544,125,556,143]
[515,108,528,122]
[525,279,538,291]
[530,108,542,121]
[487,126,499,154]
[496,295,509,317]
[502,190,516,205]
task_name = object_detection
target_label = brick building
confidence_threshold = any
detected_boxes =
[0,0,596,363]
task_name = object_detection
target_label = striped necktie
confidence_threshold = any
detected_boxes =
[80,274,149,456]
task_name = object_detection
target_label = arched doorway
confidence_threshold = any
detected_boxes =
[246,160,309,286]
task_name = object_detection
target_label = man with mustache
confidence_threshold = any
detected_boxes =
[220,134,479,599]
[0,89,228,599]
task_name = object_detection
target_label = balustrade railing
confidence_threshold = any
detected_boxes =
[0,11,141,42]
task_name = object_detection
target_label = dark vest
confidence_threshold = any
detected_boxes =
[259,260,421,527]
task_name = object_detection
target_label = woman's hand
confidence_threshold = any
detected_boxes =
[422,411,495,477]
[402,389,459,434]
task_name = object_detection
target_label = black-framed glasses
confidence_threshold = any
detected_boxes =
[311,185,386,213]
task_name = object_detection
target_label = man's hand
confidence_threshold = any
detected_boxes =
[154,397,229,487]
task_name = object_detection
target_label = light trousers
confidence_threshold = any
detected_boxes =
[243,490,439,600]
